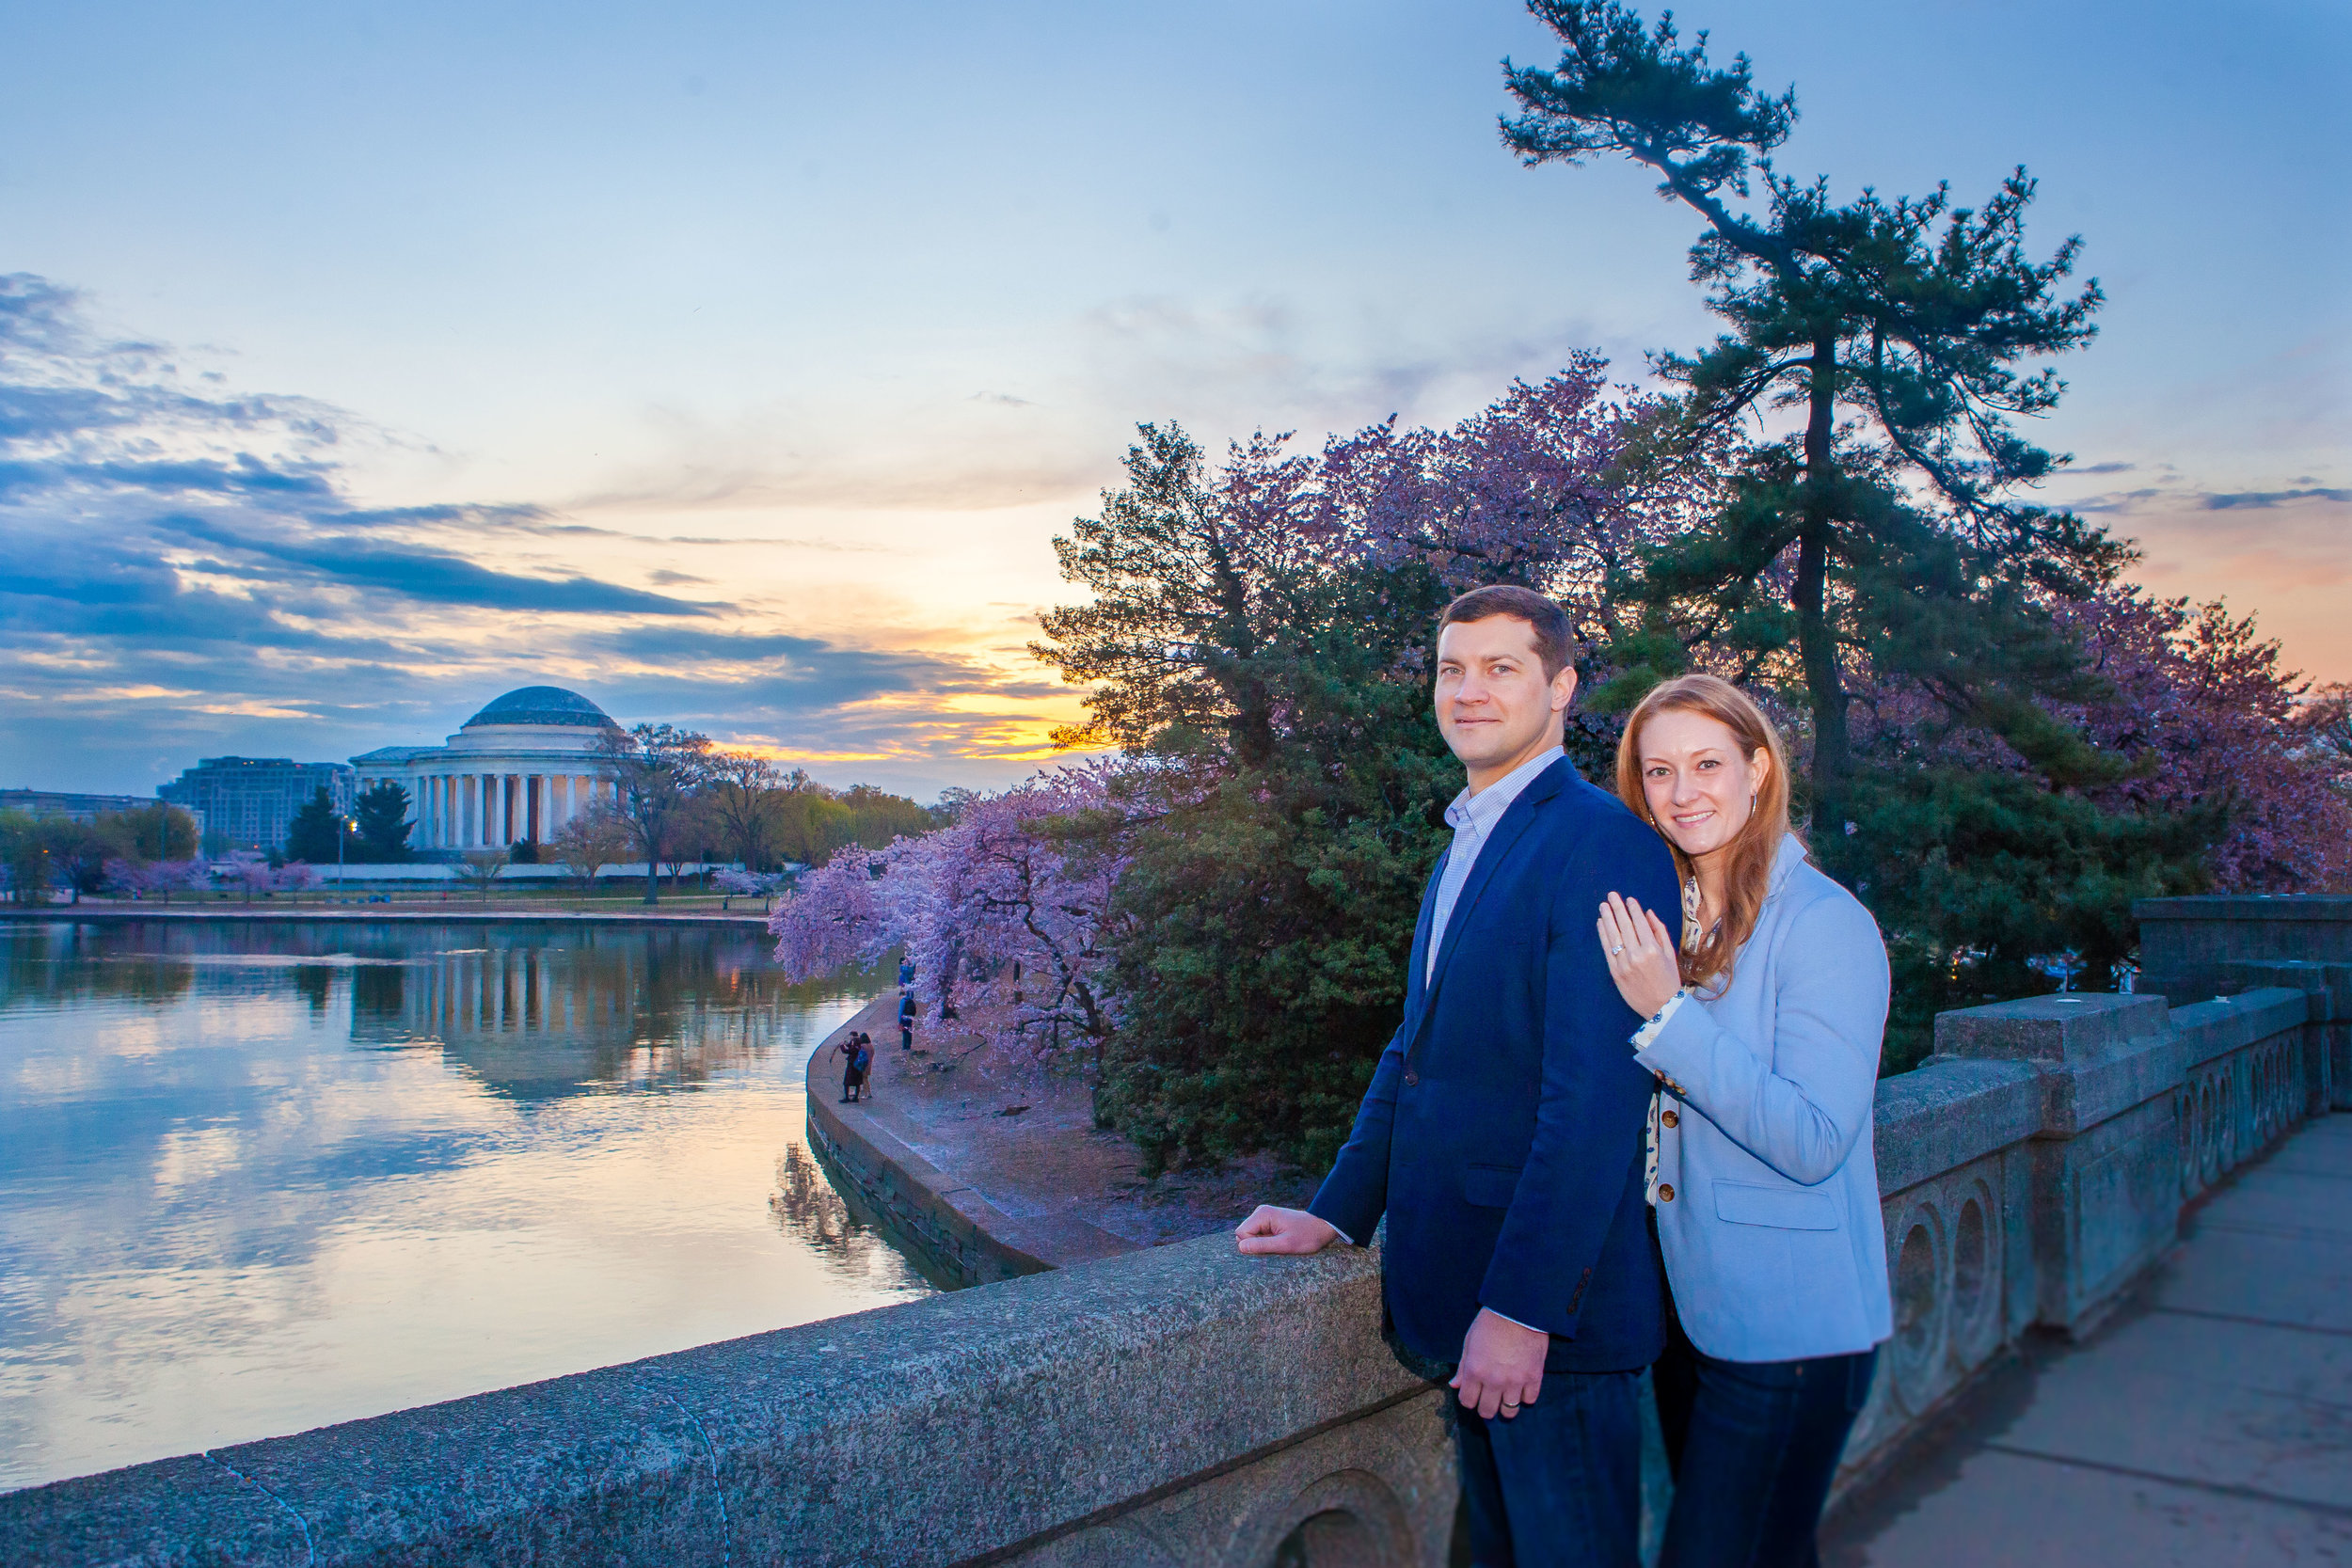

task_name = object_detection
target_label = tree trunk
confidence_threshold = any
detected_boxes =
[1796,336,1851,841]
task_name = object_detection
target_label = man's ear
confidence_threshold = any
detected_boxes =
[1551,666,1579,715]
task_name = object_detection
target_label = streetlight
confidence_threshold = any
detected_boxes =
[337,813,354,895]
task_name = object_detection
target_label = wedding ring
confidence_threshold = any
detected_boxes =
[1501,1400,1521,1410]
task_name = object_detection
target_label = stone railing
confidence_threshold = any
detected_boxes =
[1839,984,2322,1490]
[4,1236,1454,1568]
[8,901,2341,1566]
[2137,893,2352,1111]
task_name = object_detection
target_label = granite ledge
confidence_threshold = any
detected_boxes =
[0,1235,1425,1568]
[2169,988,2312,1068]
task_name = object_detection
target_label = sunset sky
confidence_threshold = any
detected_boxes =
[4,0,2344,801]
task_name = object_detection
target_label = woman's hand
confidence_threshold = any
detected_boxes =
[1598,893,1681,1021]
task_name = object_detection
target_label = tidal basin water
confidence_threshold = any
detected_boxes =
[0,919,930,1493]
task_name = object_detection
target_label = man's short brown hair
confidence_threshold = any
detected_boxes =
[1437,585,1574,680]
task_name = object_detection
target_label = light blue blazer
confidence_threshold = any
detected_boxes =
[1634,834,1893,1362]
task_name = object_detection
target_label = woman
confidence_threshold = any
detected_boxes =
[1595,674,1891,1568]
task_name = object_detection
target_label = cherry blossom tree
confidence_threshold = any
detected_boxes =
[1322,356,1722,641]
[103,857,207,904]
[2290,681,2352,802]
[771,763,1137,1073]
[2063,591,2352,894]
[712,867,785,911]
[224,850,275,904]
[275,862,323,904]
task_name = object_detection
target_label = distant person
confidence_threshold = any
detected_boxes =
[835,1034,859,1102]
[1236,587,1677,1566]
[898,990,916,1051]
[1599,674,1893,1568]
[898,958,915,989]
[837,1032,873,1103]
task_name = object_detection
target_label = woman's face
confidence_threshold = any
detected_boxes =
[1637,707,1768,863]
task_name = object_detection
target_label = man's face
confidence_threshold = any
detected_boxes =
[1434,615,1576,779]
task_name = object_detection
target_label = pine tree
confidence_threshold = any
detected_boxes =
[283,788,350,864]
[353,782,413,863]
[1502,2,2212,1040]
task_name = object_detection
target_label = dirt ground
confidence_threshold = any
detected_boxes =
[832,1026,1318,1250]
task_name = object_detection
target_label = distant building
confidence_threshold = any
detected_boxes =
[0,788,160,822]
[159,758,354,853]
[352,687,620,854]
[0,788,206,847]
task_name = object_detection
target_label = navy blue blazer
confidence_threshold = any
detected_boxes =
[1309,756,1679,1373]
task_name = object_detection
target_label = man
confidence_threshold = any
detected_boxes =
[1237,585,1677,1567]
[898,990,917,1051]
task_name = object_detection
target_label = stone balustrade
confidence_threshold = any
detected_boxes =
[2138,893,2352,1111]
[1839,979,2325,1493]
[7,896,2341,1566]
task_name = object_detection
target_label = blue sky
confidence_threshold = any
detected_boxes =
[3,0,2344,800]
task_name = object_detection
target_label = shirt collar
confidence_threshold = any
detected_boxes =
[1444,746,1565,835]
[1770,831,1810,893]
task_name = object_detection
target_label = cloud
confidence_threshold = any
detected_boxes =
[2201,487,2352,510]
[0,272,1072,794]
[209,531,712,615]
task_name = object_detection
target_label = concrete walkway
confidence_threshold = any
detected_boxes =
[1825,1112,2352,1566]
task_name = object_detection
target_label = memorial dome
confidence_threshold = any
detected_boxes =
[461,687,615,730]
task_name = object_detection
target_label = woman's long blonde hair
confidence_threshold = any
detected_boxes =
[1613,674,1800,993]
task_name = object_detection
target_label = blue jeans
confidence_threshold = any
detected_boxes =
[1454,1369,1642,1568]
[1652,1307,1876,1568]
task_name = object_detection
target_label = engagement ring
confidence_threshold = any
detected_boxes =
[1611,945,1624,956]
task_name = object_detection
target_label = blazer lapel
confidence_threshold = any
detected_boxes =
[1422,757,1573,1000]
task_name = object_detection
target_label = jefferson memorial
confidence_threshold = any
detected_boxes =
[351,687,622,853]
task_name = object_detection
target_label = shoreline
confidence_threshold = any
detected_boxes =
[0,906,775,927]
[801,1002,1315,1289]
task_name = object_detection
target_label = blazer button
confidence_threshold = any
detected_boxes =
[1403,1069,1419,1087]
[1660,1109,1679,1129]
[1657,1183,1676,1202]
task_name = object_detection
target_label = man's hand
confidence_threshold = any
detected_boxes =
[1449,1308,1548,1420]
[1234,1205,1342,1255]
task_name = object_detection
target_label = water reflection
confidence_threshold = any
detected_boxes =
[351,934,815,1098]
[0,919,929,1493]
[771,1141,893,1275]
